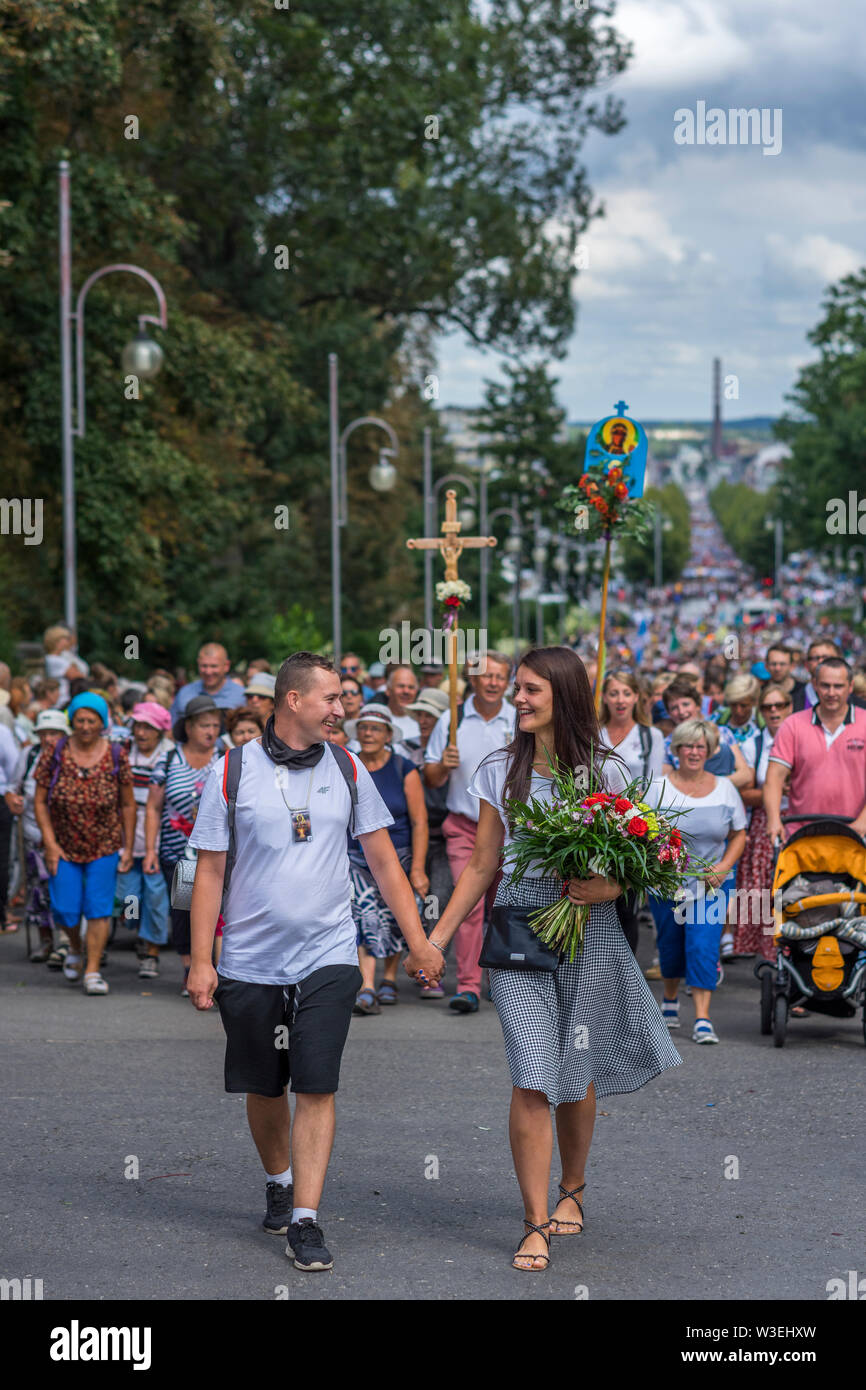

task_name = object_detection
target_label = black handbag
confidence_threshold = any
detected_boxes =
[479,904,561,972]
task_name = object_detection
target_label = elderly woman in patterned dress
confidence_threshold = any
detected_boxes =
[347,704,428,1015]
[424,646,681,1274]
[730,683,792,960]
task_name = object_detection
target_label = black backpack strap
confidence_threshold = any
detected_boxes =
[753,729,764,773]
[330,743,359,836]
[221,745,243,901]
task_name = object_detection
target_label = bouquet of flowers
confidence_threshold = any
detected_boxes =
[503,752,711,960]
[436,579,472,630]
[558,464,655,543]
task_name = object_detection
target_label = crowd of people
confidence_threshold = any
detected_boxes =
[2,620,865,1040]
[2,618,865,1276]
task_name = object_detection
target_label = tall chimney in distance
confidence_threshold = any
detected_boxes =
[712,357,722,462]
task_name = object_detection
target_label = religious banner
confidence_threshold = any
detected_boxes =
[582,398,648,498]
[558,399,654,713]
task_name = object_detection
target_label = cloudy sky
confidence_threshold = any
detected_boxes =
[435,0,865,421]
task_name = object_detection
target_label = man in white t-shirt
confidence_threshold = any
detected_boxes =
[187,651,443,1274]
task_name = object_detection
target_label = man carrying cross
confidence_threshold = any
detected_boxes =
[408,492,514,1014]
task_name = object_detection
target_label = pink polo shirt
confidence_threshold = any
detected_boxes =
[768,704,866,824]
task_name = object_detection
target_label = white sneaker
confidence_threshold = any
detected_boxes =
[692,1019,719,1043]
[83,972,109,995]
[720,933,734,960]
[63,952,83,981]
[661,998,680,1029]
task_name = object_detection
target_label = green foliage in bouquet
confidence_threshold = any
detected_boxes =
[503,748,712,960]
[558,464,657,545]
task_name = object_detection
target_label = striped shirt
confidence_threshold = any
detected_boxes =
[150,744,224,862]
[128,737,174,858]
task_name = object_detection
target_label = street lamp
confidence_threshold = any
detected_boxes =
[488,496,523,652]
[532,510,547,646]
[58,159,168,631]
[121,331,164,379]
[369,447,397,492]
[328,353,399,660]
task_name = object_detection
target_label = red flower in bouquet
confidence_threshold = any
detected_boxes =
[615,482,629,499]
[627,817,648,837]
[614,797,633,813]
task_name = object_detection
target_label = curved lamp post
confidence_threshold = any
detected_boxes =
[487,500,523,651]
[328,354,399,659]
[59,159,168,631]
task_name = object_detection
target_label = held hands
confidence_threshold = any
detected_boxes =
[187,963,218,1010]
[565,873,622,905]
[403,941,445,985]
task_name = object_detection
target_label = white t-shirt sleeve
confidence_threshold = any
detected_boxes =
[466,751,507,822]
[423,711,449,764]
[352,756,395,836]
[187,763,230,851]
[722,775,747,833]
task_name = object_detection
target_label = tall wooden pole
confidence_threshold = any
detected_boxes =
[595,533,612,715]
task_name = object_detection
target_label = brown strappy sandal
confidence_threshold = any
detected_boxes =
[512,1219,551,1272]
[549,1182,585,1235]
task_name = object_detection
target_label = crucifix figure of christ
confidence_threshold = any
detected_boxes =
[407,488,497,744]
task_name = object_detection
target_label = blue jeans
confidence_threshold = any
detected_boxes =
[116,859,171,945]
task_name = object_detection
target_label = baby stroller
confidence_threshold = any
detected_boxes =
[755,815,866,1047]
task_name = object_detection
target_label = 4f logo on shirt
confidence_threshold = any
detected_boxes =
[315,786,330,794]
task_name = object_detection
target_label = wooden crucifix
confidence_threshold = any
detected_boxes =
[407,489,497,744]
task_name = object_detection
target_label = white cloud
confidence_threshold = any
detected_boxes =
[766,232,862,284]
[614,0,752,90]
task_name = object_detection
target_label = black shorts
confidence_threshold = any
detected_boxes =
[214,964,361,1097]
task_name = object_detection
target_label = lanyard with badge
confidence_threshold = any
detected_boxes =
[278,765,315,843]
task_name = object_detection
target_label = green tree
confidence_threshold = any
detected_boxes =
[776,268,866,552]
[620,483,690,585]
[710,481,775,575]
[0,0,630,667]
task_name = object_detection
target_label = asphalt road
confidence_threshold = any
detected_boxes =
[2,923,864,1302]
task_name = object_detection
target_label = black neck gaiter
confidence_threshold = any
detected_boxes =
[261,715,325,769]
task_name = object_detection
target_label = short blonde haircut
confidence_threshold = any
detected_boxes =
[43,624,71,653]
[670,717,720,757]
[724,674,760,705]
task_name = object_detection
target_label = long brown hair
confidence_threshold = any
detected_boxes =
[483,646,621,826]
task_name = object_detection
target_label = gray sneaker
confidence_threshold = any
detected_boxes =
[138,956,159,979]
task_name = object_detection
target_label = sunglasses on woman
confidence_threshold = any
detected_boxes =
[760,701,790,712]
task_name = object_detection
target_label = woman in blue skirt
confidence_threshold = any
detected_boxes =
[423,647,681,1273]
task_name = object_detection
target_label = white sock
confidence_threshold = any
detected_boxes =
[292,1207,317,1224]
[265,1167,293,1187]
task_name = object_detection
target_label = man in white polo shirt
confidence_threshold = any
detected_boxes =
[424,652,514,1013]
[186,651,443,1274]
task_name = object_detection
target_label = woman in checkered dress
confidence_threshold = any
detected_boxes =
[425,647,682,1272]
